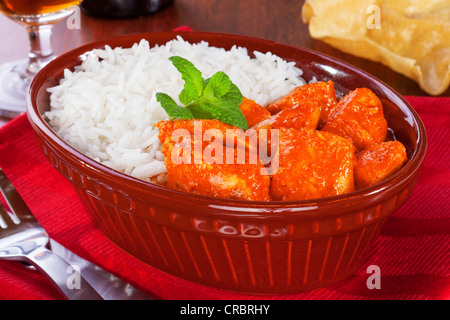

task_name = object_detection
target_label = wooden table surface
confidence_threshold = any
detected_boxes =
[0,0,448,125]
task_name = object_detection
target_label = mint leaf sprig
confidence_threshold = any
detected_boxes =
[156,56,249,130]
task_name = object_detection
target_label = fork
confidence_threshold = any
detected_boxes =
[0,168,103,300]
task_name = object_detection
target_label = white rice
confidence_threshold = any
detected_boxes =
[45,36,306,182]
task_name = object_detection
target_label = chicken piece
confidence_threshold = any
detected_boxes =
[270,127,356,201]
[267,80,338,125]
[156,119,256,153]
[248,100,320,159]
[156,120,271,201]
[251,103,320,131]
[239,97,271,127]
[355,140,407,188]
[321,88,388,152]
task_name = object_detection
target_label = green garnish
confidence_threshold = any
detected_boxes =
[156,56,249,130]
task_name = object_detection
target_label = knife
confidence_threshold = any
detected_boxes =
[48,239,155,300]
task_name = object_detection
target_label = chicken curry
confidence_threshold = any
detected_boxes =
[155,80,407,201]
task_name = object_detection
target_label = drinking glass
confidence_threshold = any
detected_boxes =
[0,0,81,118]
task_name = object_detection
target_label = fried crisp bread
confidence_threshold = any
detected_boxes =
[302,0,450,95]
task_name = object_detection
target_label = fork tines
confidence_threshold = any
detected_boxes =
[0,168,35,225]
[1,198,21,225]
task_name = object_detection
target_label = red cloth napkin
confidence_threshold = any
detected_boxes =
[0,96,449,300]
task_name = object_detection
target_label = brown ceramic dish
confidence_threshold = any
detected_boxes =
[27,31,427,294]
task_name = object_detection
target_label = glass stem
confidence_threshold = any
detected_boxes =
[23,24,54,81]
